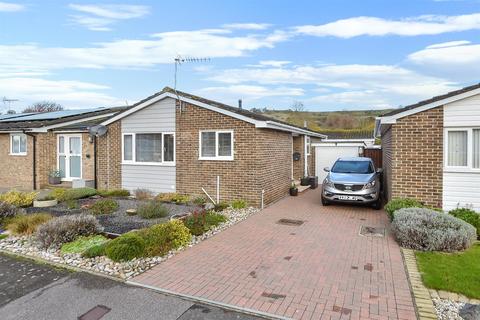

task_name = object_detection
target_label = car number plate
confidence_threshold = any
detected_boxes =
[338,195,358,201]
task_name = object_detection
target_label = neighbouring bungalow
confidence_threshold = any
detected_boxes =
[0,87,325,207]
[376,82,480,211]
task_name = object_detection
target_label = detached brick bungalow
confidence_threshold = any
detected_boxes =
[0,87,324,207]
[376,83,480,211]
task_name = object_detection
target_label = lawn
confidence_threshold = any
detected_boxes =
[415,243,480,299]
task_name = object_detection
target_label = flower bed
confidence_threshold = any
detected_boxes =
[0,207,258,279]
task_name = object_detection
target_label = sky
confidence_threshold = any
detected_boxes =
[1,0,480,112]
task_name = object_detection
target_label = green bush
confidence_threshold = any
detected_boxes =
[105,233,145,262]
[392,208,477,252]
[155,193,190,204]
[140,220,191,257]
[6,213,52,235]
[98,189,130,198]
[37,195,55,201]
[66,199,79,210]
[82,241,108,258]
[134,188,152,200]
[54,188,97,202]
[231,199,247,209]
[0,190,38,207]
[60,235,108,254]
[449,208,480,238]
[89,199,119,215]
[36,214,102,249]
[214,201,229,212]
[385,198,423,220]
[0,234,8,240]
[49,188,66,200]
[192,196,206,206]
[0,201,18,222]
[137,201,169,219]
[183,210,227,236]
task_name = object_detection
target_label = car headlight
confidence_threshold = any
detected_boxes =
[323,178,335,188]
[364,180,376,189]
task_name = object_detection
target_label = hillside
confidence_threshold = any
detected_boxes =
[256,109,392,134]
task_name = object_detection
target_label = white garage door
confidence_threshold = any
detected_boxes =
[315,145,360,181]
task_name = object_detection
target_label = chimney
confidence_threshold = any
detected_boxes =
[238,99,242,109]
[304,120,307,128]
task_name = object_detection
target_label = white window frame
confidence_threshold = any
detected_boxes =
[122,132,175,166]
[444,127,480,172]
[56,134,83,181]
[199,130,234,161]
[10,133,27,156]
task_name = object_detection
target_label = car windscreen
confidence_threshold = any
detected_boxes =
[331,160,373,174]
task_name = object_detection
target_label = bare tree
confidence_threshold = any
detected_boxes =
[6,109,16,114]
[23,101,63,113]
[291,101,305,112]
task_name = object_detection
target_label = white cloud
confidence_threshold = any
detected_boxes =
[0,2,25,12]
[204,63,459,109]
[222,23,272,30]
[0,28,288,75]
[68,4,150,31]
[295,13,480,38]
[198,84,304,100]
[0,77,122,110]
[259,60,291,67]
[426,40,471,48]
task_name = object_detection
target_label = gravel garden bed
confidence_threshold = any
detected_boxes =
[26,198,201,234]
[433,298,480,320]
[0,207,259,280]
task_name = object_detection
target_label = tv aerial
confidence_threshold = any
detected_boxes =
[2,96,19,113]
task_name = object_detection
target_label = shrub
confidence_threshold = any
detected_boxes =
[231,199,247,209]
[37,195,55,201]
[82,241,108,258]
[214,201,229,212]
[134,188,152,200]
[66,199,79,210]
[155,193,190,204]
[192,196,206,206]
[392,208,477,252]
[6,213,52,235]
[183,210,227,236]
[0,190,38,207]
[0,201,18,222]
[60,235,108,254]
[56,188,97,202]
[449,208,480,238]
[89,199,119,215]
[0,234,8,240]
[385,198,423,220]
[36,214,102,249]
[140,220,191,257]
[49,188,66,200]
[137,201,169,219]
[98,189,130,198]
[105,233,145,262]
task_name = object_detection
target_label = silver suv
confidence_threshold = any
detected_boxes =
[321,157,382,209]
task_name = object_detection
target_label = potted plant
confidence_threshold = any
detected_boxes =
[300,176,310,186]
[290,183,298,196]
[48,169,61,185]
[33,195,58,208]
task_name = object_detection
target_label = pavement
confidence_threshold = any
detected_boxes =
[132,188,417,320]
[0,253,263,320]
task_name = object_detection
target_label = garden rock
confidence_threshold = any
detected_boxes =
[204,203,215,211]
[459,303,480,320]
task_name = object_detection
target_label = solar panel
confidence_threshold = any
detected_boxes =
[0,113,37,120]
[0,108,105,122]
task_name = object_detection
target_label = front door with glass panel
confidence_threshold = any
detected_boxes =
[58,135,82,180]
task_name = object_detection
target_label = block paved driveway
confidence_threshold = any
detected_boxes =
[132,189,416,320]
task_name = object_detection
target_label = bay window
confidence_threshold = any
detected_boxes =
[445,128,480,170]
[10,133,27,155]
[122,133,175,164]
[199,130,234,160]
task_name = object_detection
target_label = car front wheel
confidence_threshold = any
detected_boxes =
[321,196,330,206]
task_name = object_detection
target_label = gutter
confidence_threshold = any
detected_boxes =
[258,121,327,138]
[22,130,37,190]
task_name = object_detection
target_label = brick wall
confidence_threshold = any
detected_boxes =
[96,122,122,189]
[390,107,443,208]
[0,133,34,190]
[36,132,56,188]
[293,136,304,180]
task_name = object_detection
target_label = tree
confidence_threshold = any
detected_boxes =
[291,101,305,112]
[6,109,16,114]
[23,101,63,113]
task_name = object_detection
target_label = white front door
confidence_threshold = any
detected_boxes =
[58,134,82,181]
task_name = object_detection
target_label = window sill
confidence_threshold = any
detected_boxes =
[444,167,480,174]
[9,153,27,156]
[198,157,234,161]
[122,162,176,167]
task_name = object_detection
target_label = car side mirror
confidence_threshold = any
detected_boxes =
[376,168,383,174]
[323,167,330,172]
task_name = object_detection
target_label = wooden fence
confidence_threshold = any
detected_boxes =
[364,147,382,169]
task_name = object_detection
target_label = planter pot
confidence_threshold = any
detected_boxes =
[33,199,58,208]
[290,188,298,196]
[48,176,61,185]
[300,177,310,186]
